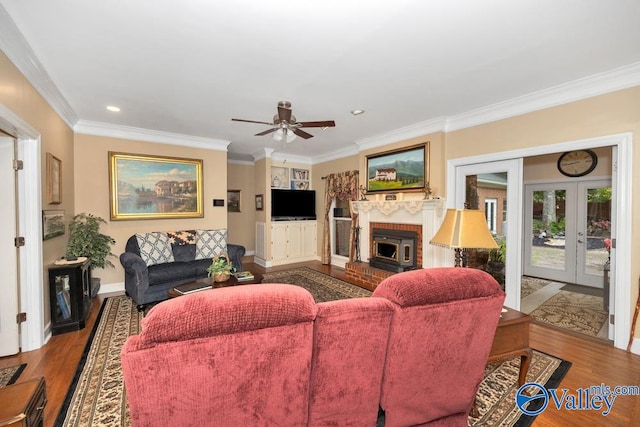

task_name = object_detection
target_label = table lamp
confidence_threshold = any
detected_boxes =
[430,208,499,267]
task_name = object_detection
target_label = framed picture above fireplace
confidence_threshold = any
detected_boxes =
[365,143,429,193]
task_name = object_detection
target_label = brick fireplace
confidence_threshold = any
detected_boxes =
[346,199,446,290]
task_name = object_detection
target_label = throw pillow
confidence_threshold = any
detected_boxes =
[136,232,175,266]
[167,230,196,246]
[195,229,227,260]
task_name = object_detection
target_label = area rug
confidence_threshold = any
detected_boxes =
[262,267,372,301]
[0,363,26,388]
[57,285,570,426]
[529,290,607,337]
[521,276,552,298]
[55,296,142,426]
[470,350,571,426]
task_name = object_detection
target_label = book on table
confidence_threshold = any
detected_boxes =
[174,281,212,295]
[233,271,255,281]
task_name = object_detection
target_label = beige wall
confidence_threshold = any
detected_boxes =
[523,146,612,181]
[0,51,74,328]
[74,134,228,285]
[227,162,256,251]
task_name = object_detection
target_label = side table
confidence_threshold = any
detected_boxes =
[0,377,46,427]
[489,307,532,387]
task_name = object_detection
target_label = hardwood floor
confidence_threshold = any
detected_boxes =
[1,261,638,426]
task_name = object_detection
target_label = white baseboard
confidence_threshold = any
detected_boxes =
[629,337,640,355]
[98,281,125,295]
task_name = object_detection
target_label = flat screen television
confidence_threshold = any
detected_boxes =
[271,189,316,221]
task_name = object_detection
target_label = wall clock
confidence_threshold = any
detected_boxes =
[557,149,598,177]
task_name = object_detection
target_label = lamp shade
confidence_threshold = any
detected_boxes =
[430,209,498,250]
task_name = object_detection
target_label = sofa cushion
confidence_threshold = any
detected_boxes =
[195,229,227,260]
[172,243,196,263]
[136,232,175,266]
[148,262,196,286]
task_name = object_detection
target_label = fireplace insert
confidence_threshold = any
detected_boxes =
[370,228,417,273]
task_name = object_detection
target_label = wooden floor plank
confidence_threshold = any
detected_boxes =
[1,261,638,426]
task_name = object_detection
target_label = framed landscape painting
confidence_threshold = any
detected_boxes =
[109,152,204,220]
[366,143,429,193]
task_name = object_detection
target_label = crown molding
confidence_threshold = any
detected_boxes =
[446,62,640,132]
[311,144,359,165]
[355,117,447,152]
[0,5,78,129]
[74,120,230,151]
[227,158,255,166]
[252,148,275,161]
[271,151,312,165]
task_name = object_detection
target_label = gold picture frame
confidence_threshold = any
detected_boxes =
[47,153,62,204]
[109,152,204,220]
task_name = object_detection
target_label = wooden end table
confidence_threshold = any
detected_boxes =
[167,271,263,298]
[489,306,532,387]
[0,377,46,427]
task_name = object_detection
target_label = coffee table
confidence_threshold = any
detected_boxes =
[167,271,263,298]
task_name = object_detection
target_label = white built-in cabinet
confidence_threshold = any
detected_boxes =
[270,220,317,265]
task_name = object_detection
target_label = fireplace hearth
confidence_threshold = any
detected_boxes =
[370,228,417,273]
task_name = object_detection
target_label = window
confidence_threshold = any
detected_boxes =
[485,198,498,234]
[332,199,351,259]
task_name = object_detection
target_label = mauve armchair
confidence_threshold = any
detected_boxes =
[121,284,317,427]
[308,297,395,426]
[372,267,505,427]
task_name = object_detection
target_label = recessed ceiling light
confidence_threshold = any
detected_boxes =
[106,105,120,112]
[350,109,365,116]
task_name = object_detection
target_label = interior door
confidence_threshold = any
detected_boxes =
[0,136,20,356]
[454,159,523,309]
[524,180,611,288]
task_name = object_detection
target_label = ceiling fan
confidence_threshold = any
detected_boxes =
[232,101,335,142]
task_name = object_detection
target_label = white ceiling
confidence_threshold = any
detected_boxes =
[1,1,640,163]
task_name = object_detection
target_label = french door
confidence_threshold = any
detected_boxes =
[524,180,611,288]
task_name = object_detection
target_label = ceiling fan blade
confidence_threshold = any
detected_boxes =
[293,128,314,139]
[297,120,336,128]
[278,106,292,123]
[232,118,274,125]
[255,128,278,136]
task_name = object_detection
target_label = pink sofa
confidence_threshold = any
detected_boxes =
[121,268,504,427]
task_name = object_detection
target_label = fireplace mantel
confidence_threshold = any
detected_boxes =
[351,198,445,216]
[351,198,448,268]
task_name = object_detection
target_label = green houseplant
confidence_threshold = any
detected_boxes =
[65,213,116,296]
[207,253,235,282]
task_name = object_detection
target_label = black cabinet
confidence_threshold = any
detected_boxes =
[48,259,92,335]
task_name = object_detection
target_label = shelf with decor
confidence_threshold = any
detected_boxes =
[271,166,289,189]
[290,168,310,190]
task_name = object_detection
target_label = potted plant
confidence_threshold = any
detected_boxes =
[65,213,116,296]
[207,253,235,282]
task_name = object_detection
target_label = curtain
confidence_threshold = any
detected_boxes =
[321,170,359,265]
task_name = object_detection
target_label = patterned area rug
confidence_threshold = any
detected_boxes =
[56,296,142,426]
[57,275,570,426]
[529,290,608,337]
[470,350,571,426]
[0,363,26,388]
[520,276,551,298]
[262,267,372,301]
